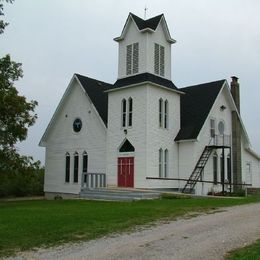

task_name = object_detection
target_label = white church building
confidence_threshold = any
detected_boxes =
[39,13,260,198]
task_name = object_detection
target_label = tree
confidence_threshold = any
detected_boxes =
[0,0,38,171]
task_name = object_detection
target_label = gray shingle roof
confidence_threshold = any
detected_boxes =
[113,73,178,91]
[175,80,225,141]
[130,13,163,31]
[75,74,112,126]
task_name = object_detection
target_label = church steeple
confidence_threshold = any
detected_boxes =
[114,13,176,80]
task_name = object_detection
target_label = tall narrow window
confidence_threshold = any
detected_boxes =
[83,151,88,173]
[164,149,168,178]
[246,163,252,184]
[65,153,70,183]
[227,155,231,183]
[154,43,165,76]
[126,43,139,75]
[210,119,215,138]
[128,98,133,127]
[213,153,218,184]
[220,153,224,184]
[164,100,168,129]
[159,99,163,127]
[159,149,163,178]
[74,152,79,183]
[122,99,126,127]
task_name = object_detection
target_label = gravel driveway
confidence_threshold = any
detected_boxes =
[10,202,260,260]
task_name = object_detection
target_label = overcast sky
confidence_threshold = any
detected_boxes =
[1,0,260,164]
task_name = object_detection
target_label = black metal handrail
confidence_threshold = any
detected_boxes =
[209,134,231,147]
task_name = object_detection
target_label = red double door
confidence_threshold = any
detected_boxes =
[117,157,134,188]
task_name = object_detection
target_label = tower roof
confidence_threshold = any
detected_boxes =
[114,13,176,43]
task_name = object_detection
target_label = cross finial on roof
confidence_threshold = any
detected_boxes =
[144,6,148,19]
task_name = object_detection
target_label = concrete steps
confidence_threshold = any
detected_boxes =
[79,188,161,201]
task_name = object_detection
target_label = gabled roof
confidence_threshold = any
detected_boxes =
[175,80,225,141]
[75,74,112,125]
[114,13,176,43]
[39,74,112,146]
[130,13,163,31]
[109,72,180,93]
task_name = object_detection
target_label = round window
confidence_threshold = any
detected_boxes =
[73,118,82,133]
[218,121,225,135]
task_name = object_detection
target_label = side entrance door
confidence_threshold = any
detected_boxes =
[117,157,134,187]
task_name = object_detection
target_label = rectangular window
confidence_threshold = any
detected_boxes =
[159,149,163,178]
[246,163,252,184]
[154,43,165,76]
[213,155,218,184]
[159,99,163,127]
[126,43,139,75]
[210,119,215,138]
[74,154,79,183]
[65,154,70,183]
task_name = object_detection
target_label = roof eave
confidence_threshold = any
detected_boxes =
[106,81,184,94]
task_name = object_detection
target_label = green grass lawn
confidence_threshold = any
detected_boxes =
[226,239,260,259]
[1,196,260,257]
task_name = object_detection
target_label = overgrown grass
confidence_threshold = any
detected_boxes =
[1,196,260,257]
[226,239,260,259]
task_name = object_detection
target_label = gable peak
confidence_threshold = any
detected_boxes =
[114,12,176,44]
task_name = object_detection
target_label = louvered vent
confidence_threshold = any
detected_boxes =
[126,44,132,75]
[126,43,139,75]
[154,43,159,74]
[154,43,165,77]
[133,43,139,74]
[160,45,165,76]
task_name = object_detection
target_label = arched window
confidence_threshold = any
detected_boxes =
[213,153,218,184]
[159,148,163,177]
[128,97,133,127]
[74,152,79,183]
[65,152,70,183]
[159,99,163,127]
[164,149,168,177]
[164,100,168,129]
[121,99,127,127]
[82,151,88,173]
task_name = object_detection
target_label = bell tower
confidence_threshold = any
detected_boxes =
[114,13,176,80]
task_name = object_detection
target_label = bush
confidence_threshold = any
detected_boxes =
[0,166,44,198]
